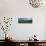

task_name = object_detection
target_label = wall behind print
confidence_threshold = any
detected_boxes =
[0,0,46,40]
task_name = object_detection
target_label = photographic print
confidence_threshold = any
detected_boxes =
[18,18,32,23]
